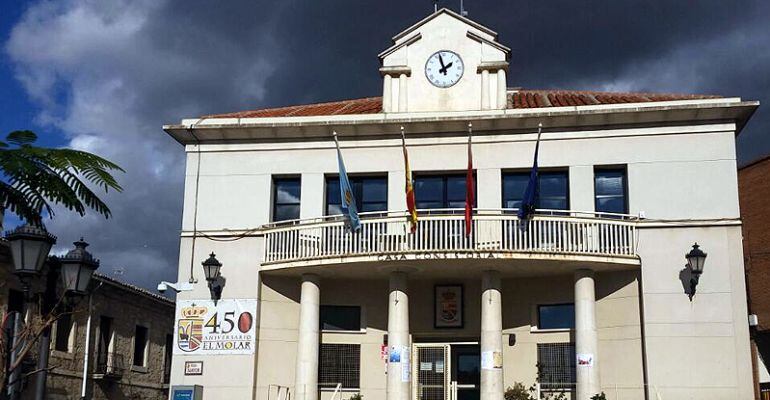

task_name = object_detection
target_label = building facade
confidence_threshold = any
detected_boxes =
[739,156,770,399]
[164,9,758,400]
[1,243,175,400]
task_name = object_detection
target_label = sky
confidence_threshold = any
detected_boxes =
[1,0,769,290]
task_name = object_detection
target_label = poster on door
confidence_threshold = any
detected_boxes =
[174,299,257,355]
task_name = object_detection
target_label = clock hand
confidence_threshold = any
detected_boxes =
[438,54,448,75]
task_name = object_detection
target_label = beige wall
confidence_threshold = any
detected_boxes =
[253,271,644,400]
[637,225,753,399]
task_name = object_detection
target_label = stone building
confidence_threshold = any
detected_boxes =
[163,8,758,400]
[1,240,175,400]
[739,156,770,399]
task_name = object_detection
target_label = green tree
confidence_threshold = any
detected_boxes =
[0,130,123,225]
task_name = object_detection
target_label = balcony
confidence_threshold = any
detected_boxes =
[93,352,125,380]
[263,209,639,270]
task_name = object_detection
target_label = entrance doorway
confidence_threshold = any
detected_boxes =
[412,343,480,400]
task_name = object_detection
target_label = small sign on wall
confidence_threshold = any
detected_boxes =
[184,361,203,375]
[577,353,594,367]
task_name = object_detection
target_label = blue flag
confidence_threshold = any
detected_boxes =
[518,124,542,220]
[334,134,361,231]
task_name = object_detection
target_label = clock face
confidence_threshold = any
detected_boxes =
[425,50,464,88]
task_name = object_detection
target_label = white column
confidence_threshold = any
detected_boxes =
[481,69,490,110]
[575,269,600,400]
[481,270,503,400]
[295,274,320,400]
[383,74,393,113]
[496,70,507,109]
[398,73,408,112]
[387,271,410,400]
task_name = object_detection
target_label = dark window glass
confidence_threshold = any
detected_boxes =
[502,171,569,210]
[163,334,173,383]
[273,177,301,221]
[594,168,627,214]
[325,176,387,215]
[54,313,73,352]
[414,174,476,209]
[538,304,575,330]
[8,289,24,313]
[319,343,360,389]
[537,343,576,390]
[320,305,361,331]
[133,325,149,367]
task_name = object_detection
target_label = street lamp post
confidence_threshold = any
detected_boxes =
[3,226,100,400]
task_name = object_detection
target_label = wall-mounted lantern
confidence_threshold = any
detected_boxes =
[685,243,707,301]
[201,252,223,301]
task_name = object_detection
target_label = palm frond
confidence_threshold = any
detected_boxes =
[0,130,124,223]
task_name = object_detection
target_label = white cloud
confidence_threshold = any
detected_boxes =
[5,0,283,289]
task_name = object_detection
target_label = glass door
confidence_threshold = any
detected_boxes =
[413,344,451,400]
[450,344,480,400]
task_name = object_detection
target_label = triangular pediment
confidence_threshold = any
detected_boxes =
[393,8,497,42]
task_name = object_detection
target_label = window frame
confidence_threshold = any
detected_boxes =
[272,176,302,222]
[533,303,575,332]
[53,311,76,353]
[320,305,364,333]
[536,342,577,391]
[324,174,388,216]
[413,172,477,210]
[501,169,570,212]
[132,324,150,369]
[318,343,361,390]
[593,166,629,215]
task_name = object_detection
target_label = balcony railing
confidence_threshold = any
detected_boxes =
[94,352,125,379]
[263,209,638,265]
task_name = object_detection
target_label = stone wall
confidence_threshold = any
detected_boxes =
[0,246,174,400]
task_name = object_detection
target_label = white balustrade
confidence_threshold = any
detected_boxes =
[263,209,637,264]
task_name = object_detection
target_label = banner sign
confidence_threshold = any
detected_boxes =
[174,299,257,355]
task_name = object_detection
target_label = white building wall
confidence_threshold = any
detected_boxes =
[170,121,752,399]
[180,123,739,232]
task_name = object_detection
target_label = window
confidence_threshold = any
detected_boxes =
[326,175,387,215]
[414,174,476,209]
[320,305,361,331]
[54,312,75,352]
[133,325,149,367]
[96,316,118,375]
[594,167,627,214]
[273,177,301,222]
[537,343,576,390]
[502,171,569,211]
[8,289,24,313]
[163,334,173,384]
[319,343,360,389]
[537,304,575,330]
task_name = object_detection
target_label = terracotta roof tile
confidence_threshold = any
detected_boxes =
[202,90,720,119]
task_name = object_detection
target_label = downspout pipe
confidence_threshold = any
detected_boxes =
[80,282,102,399]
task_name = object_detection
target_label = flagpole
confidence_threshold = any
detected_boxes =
[402,126,418,233]
[465,122,474,237]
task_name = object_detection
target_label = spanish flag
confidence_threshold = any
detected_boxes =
[465,123,474,237]
[401,127,418,233]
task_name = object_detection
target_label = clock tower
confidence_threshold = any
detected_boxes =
[379,8,510,113]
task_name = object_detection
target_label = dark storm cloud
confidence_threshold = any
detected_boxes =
[5,0,769,289]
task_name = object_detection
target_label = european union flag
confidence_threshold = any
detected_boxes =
[334,133,361,231]
[518,124,543,221]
